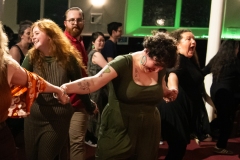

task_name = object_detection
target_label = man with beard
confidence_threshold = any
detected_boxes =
[64,7,92,160]
[101,22,123,62]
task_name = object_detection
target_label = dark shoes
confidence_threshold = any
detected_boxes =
[214,146,234,155]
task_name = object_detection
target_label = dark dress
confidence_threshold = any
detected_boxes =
[202,58,240,148]
[159,54,211,145]
[96,55,164,160]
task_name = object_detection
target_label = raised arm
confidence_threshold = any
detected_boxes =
[62,64,117,94]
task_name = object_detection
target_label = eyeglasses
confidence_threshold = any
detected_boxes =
[65,18,84,24]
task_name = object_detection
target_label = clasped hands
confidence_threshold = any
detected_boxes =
[53,85,70,105]
[163,88,178,103]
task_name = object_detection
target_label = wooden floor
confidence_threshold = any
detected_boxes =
[17,136,240,160]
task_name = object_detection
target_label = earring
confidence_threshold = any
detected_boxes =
[140,55,147,66]
[92,45,95,49]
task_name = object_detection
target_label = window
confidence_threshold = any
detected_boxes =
[125,0,211,38]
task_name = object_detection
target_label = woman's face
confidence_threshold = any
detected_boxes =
[32,26,50,52]
[93,35,105,51]
[141,51,164,73]
[21,27,32,44]
[177,32,196,58]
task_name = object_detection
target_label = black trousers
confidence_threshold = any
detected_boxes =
[165,139,187,160]
[213,89,238,148]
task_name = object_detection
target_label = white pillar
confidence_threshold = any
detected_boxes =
[204,0,225,122]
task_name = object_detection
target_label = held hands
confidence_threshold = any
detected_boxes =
[53,86,70,104]
[163,88,178,103]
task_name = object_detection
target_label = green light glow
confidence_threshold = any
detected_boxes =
[125,0,240,39]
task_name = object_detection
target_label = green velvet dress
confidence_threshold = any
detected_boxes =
[96,55,164,160]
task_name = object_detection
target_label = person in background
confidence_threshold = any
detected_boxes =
[9,20,32,64]
[202,39,240,155]
[0,21,68,160]
[101,22,122,62]
[85,31,108,147]
[59,32,179,160]
[3,24,15,48]
[22,19,95,160]
[159,28,211,160]
[64,7,95,160]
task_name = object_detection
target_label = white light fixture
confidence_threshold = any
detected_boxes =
[91,0,106,7]
[156,19,165,26]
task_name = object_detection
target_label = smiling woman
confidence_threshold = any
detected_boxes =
[21,19,95,160]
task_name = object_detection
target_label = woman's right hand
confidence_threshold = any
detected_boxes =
[53,87,70,104]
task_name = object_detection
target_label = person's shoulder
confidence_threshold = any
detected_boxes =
[110,54,131,65]
[7,57,20,71]
[10,45,20,52]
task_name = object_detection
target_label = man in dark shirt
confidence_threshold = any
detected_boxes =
[101,22,123,62]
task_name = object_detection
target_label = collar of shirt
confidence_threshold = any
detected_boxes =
[64,30,83,42]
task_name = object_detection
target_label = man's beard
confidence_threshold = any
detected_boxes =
[66,26,82,38]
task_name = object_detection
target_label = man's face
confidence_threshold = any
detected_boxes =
[64,10,84,38]
[112,26,123,39]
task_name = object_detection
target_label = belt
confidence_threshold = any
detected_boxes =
[0,121,6,130]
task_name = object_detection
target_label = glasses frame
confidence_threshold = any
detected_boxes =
[65,18,84,24]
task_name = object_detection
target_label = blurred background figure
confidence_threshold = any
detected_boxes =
[85,31,108,147]
[101,22,123,62]
[3,24,15,48]
[202,39,240,155]
[9,20,32,64]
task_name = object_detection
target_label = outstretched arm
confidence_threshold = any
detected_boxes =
[8,60,69,104]
[162,73,178,102]
[61,64,117,94]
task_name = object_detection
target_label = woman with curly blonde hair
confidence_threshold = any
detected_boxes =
[22,19,96,160]
[0,21,68,160]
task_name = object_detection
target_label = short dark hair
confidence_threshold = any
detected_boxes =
[107,22,122,36]
[64,7,84,20]
[87,31,105,53]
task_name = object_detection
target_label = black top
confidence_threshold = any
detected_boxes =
[202,58,240,100]
[101,40,117,60]
[12,45,25,64]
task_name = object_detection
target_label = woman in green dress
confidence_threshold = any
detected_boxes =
[60,32,179,160]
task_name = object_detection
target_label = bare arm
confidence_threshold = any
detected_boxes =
[9,46,21,64]
[162,73,178,102]
[8,60,68,103]
[107,57,113,62]
[62,64,117,94]
[92,52,108,68]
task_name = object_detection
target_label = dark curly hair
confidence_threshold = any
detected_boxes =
[143,32,177,68]
[208,39,239,80]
